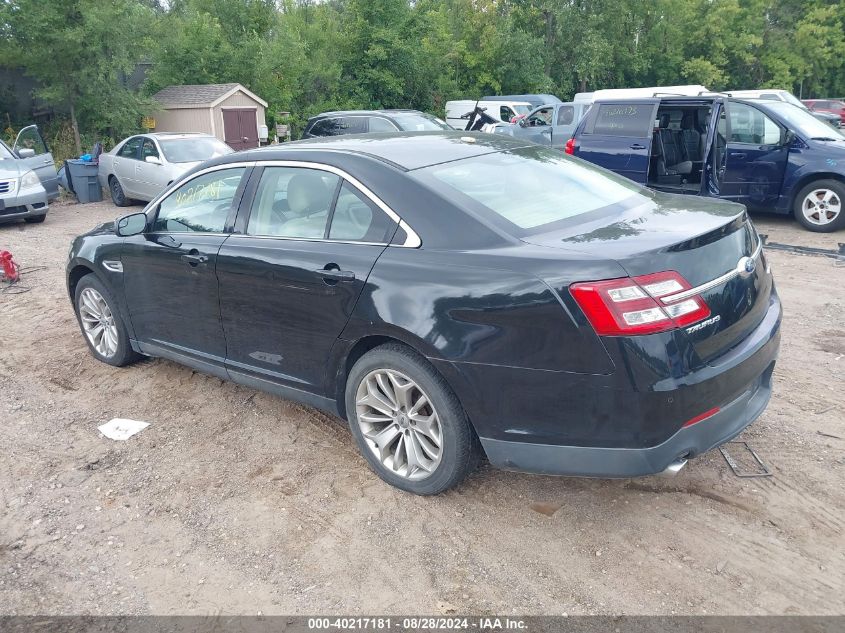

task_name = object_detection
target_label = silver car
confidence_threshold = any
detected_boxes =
[0,125,59,225]
[98,133,233,206]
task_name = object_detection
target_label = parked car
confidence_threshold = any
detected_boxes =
[492,101,591,150]
[445,100,532,129]
[302,110,451,139]
[98,133,233,206]
[0,139,50,225]
[568,95,845,231]
[67,132,780,495]
[727,89,842,128]
[802,99,845,127]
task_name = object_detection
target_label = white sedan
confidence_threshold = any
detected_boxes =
[98,133,233,206]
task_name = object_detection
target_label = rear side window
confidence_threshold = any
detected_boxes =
[590,103,653,137]
[368,117,398,132]
[329,182,396,242]
[557,106,575,126]
[308,118,341,136]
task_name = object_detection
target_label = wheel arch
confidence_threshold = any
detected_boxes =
[789,171,845,210]
[67,261,97,301]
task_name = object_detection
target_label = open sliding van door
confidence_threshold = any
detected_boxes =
[573,100,659,184]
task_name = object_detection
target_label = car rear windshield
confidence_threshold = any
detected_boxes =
[159,137,234,163]
[392,113,451,131]
[420,145,646,232]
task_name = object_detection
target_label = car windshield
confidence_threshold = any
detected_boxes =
[766,102,845,139]
[0,141,16,160]
[420,145,645,232]
[158,137,233,163]
[392,113,452,131]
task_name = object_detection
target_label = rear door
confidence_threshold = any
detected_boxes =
[718,101,790,207]
[550,104,577,148]
[134,137,168,200]
[573,100,658,184]
[216,163,398,393]
[13,125,58,199]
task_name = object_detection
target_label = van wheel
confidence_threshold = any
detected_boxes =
[345,343,480,495]
[793,179,845,232]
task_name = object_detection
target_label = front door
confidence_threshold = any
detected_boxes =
[718,101,790,207]
[222,108,259,151]
[520,106,555,146]
[134,137,168,200]
[13,125,59,199]
[574,101,658,184]
[122,166,249,372]
[216,165,398,394]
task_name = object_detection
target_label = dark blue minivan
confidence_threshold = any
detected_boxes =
[567,96,845,232]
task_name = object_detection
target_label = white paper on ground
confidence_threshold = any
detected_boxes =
[98,418,150,441]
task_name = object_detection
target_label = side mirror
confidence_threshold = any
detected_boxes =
[17,148,35,158]
[518,118,528,128]
[145,155,162,165]
[782,129,795,147]
[115,212,147,237]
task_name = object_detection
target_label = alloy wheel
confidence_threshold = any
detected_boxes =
[78,287,119,358]
[801,188,841,226]
[355,369,443,481]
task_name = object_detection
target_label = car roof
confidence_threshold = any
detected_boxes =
[245,131,535,171]
[309,110,428,119]
[146,133,217,140]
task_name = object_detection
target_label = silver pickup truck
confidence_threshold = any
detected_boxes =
[493,101,591,150]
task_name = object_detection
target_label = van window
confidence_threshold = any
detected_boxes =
[728,103,781,145]
[590,103,653,137]
[557,106,575,126]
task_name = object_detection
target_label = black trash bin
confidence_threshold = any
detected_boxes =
[66,160,102,203]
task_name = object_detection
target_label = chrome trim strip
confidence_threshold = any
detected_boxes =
[225,234,390,247]
[102,260,123,273]
[142,159,422,248]
[660,241,763,304]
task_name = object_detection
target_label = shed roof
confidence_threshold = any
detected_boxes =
[152,83,268,109]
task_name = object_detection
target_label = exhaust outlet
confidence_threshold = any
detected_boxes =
[658,458,687,477]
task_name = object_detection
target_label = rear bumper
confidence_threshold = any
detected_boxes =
[480,360,774,477]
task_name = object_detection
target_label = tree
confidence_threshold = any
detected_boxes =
[0,0,155,153]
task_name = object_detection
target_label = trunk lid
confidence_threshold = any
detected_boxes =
[523,192,772,362]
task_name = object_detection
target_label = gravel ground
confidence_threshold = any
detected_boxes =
[0,198,843,616]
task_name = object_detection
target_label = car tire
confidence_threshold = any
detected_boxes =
[793,179,845,232]
[73,273,140,367]
[345,343,480,495]
[24,214,47,223]
[109,176,131,207]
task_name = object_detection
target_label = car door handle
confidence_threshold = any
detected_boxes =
[314,267,355,282]
[729,152,747,159]
[630,143,647,150]
[180,252,208,266]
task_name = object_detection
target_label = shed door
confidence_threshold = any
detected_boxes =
[223,108,259,151]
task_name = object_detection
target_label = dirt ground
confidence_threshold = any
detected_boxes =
[0,198,843,616]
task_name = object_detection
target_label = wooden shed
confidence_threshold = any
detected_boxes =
[150,83,268,151]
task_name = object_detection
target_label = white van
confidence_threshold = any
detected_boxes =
[445,99,533,130]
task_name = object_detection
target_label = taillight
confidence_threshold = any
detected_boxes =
[570,271,710,336]
[564,138,575,155]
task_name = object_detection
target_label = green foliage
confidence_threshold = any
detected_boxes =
[2,0,845,145]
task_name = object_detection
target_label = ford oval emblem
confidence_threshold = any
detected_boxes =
[737,256,756,277]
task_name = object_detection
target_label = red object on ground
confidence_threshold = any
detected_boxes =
[0,250,20,283]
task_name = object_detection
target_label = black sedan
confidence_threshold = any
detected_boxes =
[67,133,781,495]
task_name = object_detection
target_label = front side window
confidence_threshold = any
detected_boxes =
[420,146,645,232]
[329,182,396,242]
[247,167,340,239]
[141,138,159,160]
[118,137,142,159]
[153,167,245,233]
[15,127,48,155]
[728,102,781,145]
[591,103,653,137]
[527,107,553,127]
